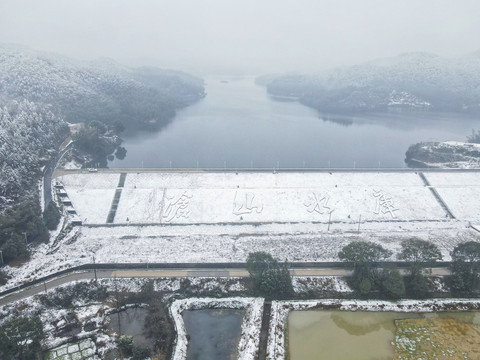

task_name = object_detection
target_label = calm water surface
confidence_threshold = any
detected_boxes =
[107,308,152,348]
[110,76,479,169]
[183,309,244,360]
[288,310,480,360]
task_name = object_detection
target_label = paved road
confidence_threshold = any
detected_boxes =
[44,142,73,207]
[0,267,451,307]
[55,167,480,175]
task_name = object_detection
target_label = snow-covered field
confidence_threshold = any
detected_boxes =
[58,171,480,225]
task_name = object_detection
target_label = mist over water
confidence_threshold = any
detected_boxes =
[109,77,479,169]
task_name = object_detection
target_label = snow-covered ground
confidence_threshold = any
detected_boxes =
[2,171,479,291]
[2,218,478,291]
[423,172,480,221]
[58,173,120,224]
[58,171,480,225]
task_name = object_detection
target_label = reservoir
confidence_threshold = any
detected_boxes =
[110,77,479,169]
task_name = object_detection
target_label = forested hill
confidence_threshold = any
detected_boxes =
[0,44,205,130]
[0,100,68,209]
[0,46,205,260]
[260,51,480,114]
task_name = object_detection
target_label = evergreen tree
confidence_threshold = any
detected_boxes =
[399,239,442,298]
[1,234,28,263]
[382,269,406,299]
[398,238,442,275]
[0,315,44,359]
[406,272,429,299]
[43,201,61,230]
[338,241,392,294]
[450,241,480,295]
[246,252,293,299]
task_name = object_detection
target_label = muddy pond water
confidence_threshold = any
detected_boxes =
[288,310,480,360]
[183,309,244,360]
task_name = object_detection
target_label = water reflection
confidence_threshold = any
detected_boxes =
[183,309,244,360]
[107,308,152,348]
[330,311,397,336]
[288,310,480,360]
[109,77,479,169]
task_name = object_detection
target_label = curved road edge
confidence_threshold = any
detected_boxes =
[0,263,451,307]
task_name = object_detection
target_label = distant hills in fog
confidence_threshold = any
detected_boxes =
[0,44,205,130]
[258,51,480,114]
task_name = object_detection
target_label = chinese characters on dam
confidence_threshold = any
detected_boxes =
[59,171,461,227]
[158,188,399,223]
[162,190,193,222]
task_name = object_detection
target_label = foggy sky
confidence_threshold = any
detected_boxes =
[1,0,480,75]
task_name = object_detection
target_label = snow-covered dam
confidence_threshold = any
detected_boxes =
[56,170,480,226]
[43,169,480,267]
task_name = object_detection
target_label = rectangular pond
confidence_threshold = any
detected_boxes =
[107,308,153,349]
[288,310,480,360]
[183,309,245,360]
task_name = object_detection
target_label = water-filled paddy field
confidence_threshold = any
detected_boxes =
[288,310,480,360]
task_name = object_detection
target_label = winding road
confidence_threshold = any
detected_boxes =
[0,266,451,307]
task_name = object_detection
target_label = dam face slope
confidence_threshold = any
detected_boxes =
[57,170,480,226]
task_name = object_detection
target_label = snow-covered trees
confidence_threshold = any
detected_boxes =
[0,315,44,359]
[0,100,68,208]
[264,51,480,113]
[0,45,205,131]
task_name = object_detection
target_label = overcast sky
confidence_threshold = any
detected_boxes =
[1,0,479,75]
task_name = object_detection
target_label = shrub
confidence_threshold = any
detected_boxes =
[382,269,405,299]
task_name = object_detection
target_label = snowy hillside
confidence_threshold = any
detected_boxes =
[0,44,205,130]
[0,100,68,208]
[263,51,480,113]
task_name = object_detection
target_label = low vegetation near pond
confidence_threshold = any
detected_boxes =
[246,251,294,300]
[393,316,480,359]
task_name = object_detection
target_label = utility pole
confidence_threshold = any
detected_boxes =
[0,250,3,266]
[22,232,28,245]
[328,212,332,232]
[92,254,97,283]
[357,214,362,232]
